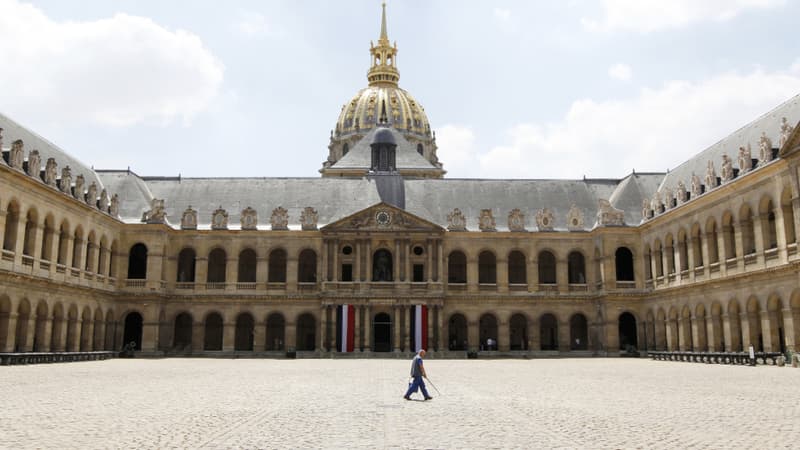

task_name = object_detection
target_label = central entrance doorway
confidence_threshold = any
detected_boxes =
[373,312,392,352]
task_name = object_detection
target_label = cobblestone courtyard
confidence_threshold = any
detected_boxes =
[0,358,798,449]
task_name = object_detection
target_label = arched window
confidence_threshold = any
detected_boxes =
[417,143,424,156]
[447,251,466,284]
[740,205,756,254]
[71,227,83,269]
[722,211,737,259]
[478,251,496,284]
[781,188,797,246]
[297,248,317,283]
[127,243,148,279]
[372,249,392,282]
[538,251,556,284]
[238,248,257,283]
[22,209,38,256]
[760,198,778,250]
[615,247,634,281]
[677,230,689,271]
[56,222,69,265]
[508,250,526,284]
[298,249,317,283]
[706,219,719,265]
[207,248,227,283]
[2,201,20,252]
[691,224,703,268]
[567,251,585,284]
[268,248,287,282]
[653,240,663,277]
[176,248,196,282]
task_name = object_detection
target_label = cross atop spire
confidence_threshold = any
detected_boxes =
[368,2,399,86]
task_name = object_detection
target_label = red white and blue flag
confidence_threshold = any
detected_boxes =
[336,304,355,352]
[410,305,428,352]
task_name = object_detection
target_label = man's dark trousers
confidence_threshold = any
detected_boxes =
[405,376,430,398]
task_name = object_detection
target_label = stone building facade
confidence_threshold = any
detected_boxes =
[1,5,799,357]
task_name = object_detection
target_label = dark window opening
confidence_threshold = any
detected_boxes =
[413,264,424,282]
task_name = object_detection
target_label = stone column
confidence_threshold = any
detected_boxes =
[665,319,676,351]
[192,321,204,352]
[57,318,68,352]
[222,321,236,352]
[705,316,716,352]
[494,319,507,352]
[319,305,328,351]
[225,257,238,289]
[427,305,435,351]
[466,319,479,352]
[31,223,44,269]
[773,204,789,262]
[320,239,328,282]
[734,223,745,270]
[141,318,159,353]
[436,306,444,351]
[497,258,509,293]
[701,233,711,277]
[467,256,478,292]
[80,320,94,352]
[363,304,371,352]
[753,214,766,266]
[739,312,751,349]
[403,305,411,351]
[605,320,619,352]
[365,240,372,282]
[254,320,266,352]
[1,313,17,352]
[332,239,339,282]
[12,214,27,265]
[393,306,401,352]
[354,240,361,283]
[425,240,432,282]
[286,256,298,293]
[407,240,413,282]
[285,321,296,350]
[394,240,401,282]
[437,240,444,283]
[353,305,361,351]
[330,305,338,352]
[716,229,728,276]
[782,308,796,352]
[145,248,163,289]
[759,310,773,352]
[527,254,538,292]
[255,254,268,287]
[722,314,732,351]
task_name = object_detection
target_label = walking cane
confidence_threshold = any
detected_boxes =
[425,376,442,395]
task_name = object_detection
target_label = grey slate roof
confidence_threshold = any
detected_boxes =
[0,112,104,189]
[659,93,800,192]
[330,127,439,171]
[404,178,636,231]
[135,176,383,229]
[610,173,665,223]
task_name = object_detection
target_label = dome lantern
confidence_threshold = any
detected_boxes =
[367,2,399,87]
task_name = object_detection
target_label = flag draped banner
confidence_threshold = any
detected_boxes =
[410,305,428,352]
[336,304,355,352]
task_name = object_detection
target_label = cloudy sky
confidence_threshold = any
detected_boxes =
[1,0,798,179]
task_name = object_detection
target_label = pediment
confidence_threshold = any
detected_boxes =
[321,202,444,234]
[780,119,800,158]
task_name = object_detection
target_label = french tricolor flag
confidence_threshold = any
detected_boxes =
[410,305,428,352]
[337,304,355,352]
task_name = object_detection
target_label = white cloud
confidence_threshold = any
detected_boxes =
[234,11,282,38]
[608,63,632,81]
[583,0,786,33]
[470,63,800,179]
[493,8,511,21]
[0,0,224,127]
[435,125,479,177]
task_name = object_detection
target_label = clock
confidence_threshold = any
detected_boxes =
[375,210,391,226]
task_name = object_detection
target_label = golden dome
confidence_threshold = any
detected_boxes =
[335,85,431,138]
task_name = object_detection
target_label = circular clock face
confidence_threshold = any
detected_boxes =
[375,211,391,226]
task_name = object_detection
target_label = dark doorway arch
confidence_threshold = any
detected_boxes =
[619,312,638,350]
[238,249,257,283]
[479,314,498,350]
[122,312,143,351]
[177,248,196,282]
[372,249,393,281]
[127,244,148,279]
[296,313,316,351]
[373,312,392,352]
[207,249,227,283]
[448,313,467,350]
[204,313,223,351]
[266,313,285,350]
[615,247,635,281]
[509,313,528,350]
[540,313,558,350]
[538,251,557,284]
[298,249,317,283]
[268,249,287,282]
[173,313,192,351]
[447,251,467,283]
[234,313,254,351]
[508,251,526,284]
[569,313,588,350]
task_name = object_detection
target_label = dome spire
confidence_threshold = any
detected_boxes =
[368,2,399,86]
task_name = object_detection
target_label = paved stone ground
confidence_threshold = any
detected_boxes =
[0,358,798,449]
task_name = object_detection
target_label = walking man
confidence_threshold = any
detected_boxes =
[404,349,433,401]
